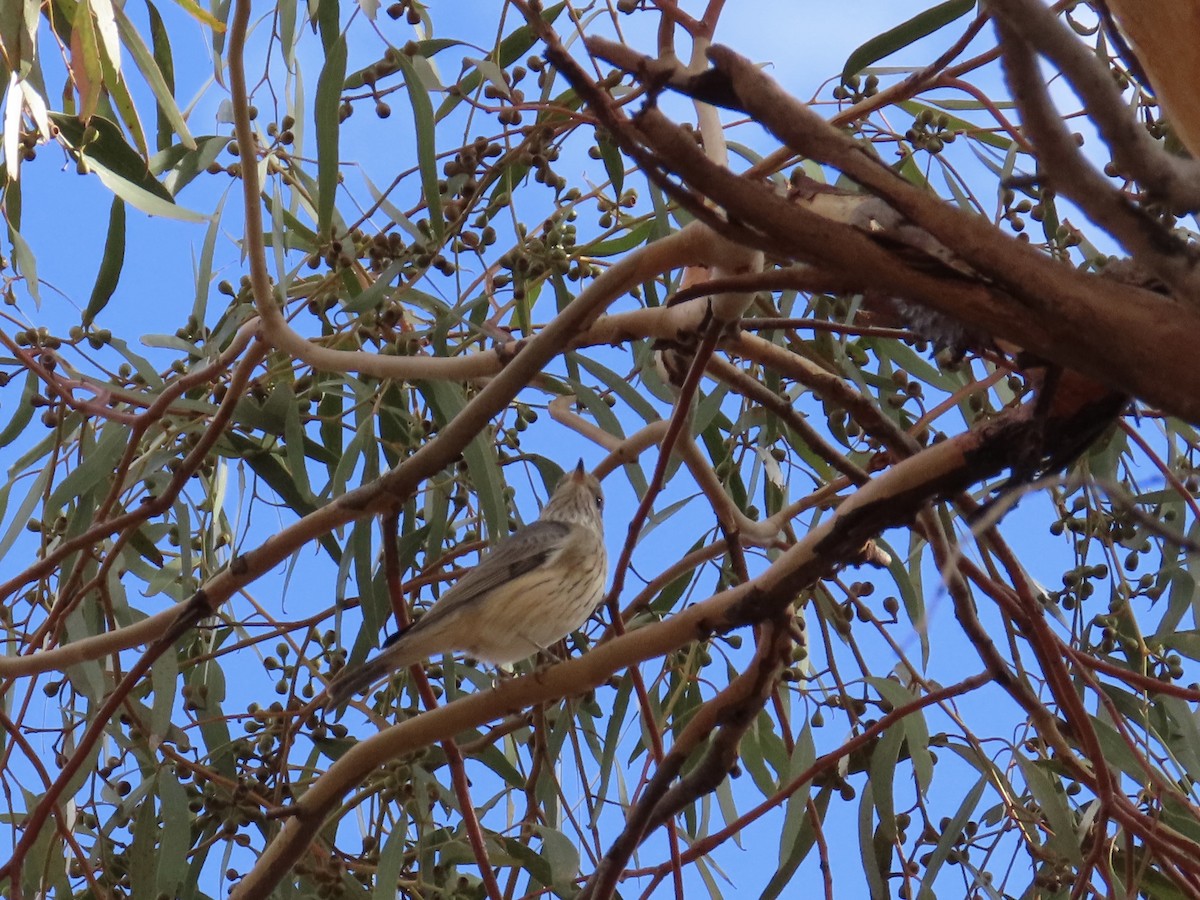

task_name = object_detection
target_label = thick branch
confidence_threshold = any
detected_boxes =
[627,67,1200,422]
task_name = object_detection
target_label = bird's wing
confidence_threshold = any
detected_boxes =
[328,521,577,706]
[387,520,573,638]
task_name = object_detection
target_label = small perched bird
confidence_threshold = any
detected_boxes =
[327,460,607,707]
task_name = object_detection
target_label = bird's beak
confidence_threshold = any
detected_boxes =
[572,459,587,482]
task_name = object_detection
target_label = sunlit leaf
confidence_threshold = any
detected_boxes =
[88,156,207,221]
[168,0,225,31]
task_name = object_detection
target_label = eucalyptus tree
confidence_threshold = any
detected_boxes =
[2,1,1199,898]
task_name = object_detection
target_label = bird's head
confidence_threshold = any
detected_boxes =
[543,459,604,531]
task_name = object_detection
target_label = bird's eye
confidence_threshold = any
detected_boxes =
[595,493,604,510]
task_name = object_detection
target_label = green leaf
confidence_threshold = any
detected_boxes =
[15,787,58,895]
[194,689,235,779]
[779,725,816,846]
[142,332,207,354]
[50,112,197,207]
[857,781,890,899]
[1155,696,1200,783]
[373,822,410,900]
[127,523,165,567]
[88,156,207,221]
[470,739,526,789]
[315,0,340,51]
[395,51,442,240]
[106,336,163,387]
[113,4,194,150]
[221,433,342,561]
[765,784,830,900]
[715,777,742,845]
[593,676,633,821]
[314,32,347,239]
[278,0,298,65]
[575,353,660,424]
[96,45,150,158]
[532,825,580,891]
[84,197,125,324]
[145,1,177,153]
[882,533,928,667]
[1157,628,1200,657]
[343,39,462,89]
[341,258,405,313]
[416,380,506,540]
[578,219,653,258]
[898,99,1013,152]
[463,55,512,99]
[72,0,104,119]
[271,200,321,253]
[1088,705,1157,783]
[282,390,314,502]
[191,188,225,324]
[1016,755,1081,863]
[597,128,624,197]
[155,769,189,896]
[150,639,179,738]
[867,720,904,842]
[497,836,554,888]
[0,369,37,449]
[8,224,38,305]
[868,676,933,793]
[843,0,976,80]
[153,135,231,194]
[567,378,627,449]
[46,423,131,514]
[740,722,780,798]
[916,775,986,900]
[434,2,566,123]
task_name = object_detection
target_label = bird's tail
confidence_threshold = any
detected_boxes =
[325,651,402,709]
[324,625,439,709]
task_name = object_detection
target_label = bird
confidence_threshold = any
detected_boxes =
[326,460,607,707]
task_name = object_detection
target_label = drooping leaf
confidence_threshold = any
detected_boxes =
[0,369,37,449]
[88,156,207,221]
[84,196,125,325]
[416,380,506,540]
[1016,755,1083,863]
[153,135,231,194]
[8,224,38,305]
[70,0,103,119]
[50,112,173,200]
[597,128,624,198]
[917,776,987,900]
[114,4,194,150]
[395,51,443,240]
[842,0,976,80]
[314,32,347,239]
